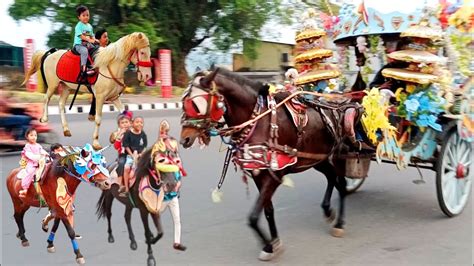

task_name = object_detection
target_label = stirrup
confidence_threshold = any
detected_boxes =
[85,69,96,76]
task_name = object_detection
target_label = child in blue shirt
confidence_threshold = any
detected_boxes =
[73,5,97,76]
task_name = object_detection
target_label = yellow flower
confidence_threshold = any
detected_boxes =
[361,87,397,144]
[406,84,416,93]
[395,87,404,101]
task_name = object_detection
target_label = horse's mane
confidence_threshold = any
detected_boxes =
[54,152,77,176]
[215,68,268,96]
[51,158,65,177]
[135,148,153,181]
[94,32,149,68]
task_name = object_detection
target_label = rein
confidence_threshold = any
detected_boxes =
[98,66,127,88]
[218,90,347,136]
[62,167,96,186]
[97,47,153,99]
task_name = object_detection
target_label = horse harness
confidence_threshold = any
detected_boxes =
[182,80,363,179]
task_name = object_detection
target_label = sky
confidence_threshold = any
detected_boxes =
[0,0,51,49]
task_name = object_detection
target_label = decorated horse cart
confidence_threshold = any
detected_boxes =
[179,3,472,261]
[332,3,473,217]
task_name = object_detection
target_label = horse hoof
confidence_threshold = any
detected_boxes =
[130,241,137,250]
[47,246,56,253]
[272,239,283,252]
[88,115,95,121]
[108,235,115,243]
[42,221,49,233]
[147,257,156,266]
[93,143,102,150]
[331,227,345,238]
[64,130,72,137]
[151,233,163,244]
[258,250,275,261]
[76,257,85,265]
[21,240,30,247]
[325,209,336,224]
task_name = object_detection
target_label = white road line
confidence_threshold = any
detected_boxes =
[48,102,182,115]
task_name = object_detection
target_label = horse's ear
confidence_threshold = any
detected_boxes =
[200,68,219,88]
[259,83,270,97]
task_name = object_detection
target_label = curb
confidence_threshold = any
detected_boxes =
[47,102,183,115]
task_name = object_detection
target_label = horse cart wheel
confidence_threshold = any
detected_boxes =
[345,177,366,194]
[436,129,472,217]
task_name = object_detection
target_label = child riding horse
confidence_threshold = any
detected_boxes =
[6,145,111,264]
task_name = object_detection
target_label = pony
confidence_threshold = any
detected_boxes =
[6,148,111,264]
[96,148,181,266]
[22,32,153,150]
[180,68,356,260]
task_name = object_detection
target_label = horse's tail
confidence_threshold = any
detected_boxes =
[21,50,46,87]
[22,48,57,92]
[96,189,114,220]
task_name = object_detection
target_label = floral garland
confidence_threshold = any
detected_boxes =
[336,45,349,90]
[356,35,387,83]
[361,87,396,144]
[396,86,446,131]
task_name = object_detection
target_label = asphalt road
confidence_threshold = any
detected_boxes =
[1,110,472,265]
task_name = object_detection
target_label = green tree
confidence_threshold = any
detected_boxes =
[9,0,291,86]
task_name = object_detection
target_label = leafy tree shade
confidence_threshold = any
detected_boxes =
[9,0,290,86]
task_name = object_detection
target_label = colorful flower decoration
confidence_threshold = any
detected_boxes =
[338,3,356,20]
[397,88,446,131]
[361,87,396,144]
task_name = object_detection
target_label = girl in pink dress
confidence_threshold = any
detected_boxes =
[18,128,48,197]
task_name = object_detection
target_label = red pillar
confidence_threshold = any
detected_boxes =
[23,39,37,91]
[159,49,172,98]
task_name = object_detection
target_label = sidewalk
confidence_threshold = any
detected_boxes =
[47,94,182,115]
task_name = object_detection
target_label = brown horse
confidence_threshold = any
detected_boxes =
[6,150,111,264]
[180,68,354,260]
[96,148,181,266]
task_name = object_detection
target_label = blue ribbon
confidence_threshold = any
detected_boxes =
[71,239,79,251]
[48,232,55,242]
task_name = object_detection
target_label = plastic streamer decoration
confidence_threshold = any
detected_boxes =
[361,87,396,144]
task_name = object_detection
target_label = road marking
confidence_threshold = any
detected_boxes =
[47,102,182,115]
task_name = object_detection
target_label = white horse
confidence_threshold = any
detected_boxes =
[23,32,153,149]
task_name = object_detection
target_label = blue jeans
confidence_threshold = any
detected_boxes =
[73,44,88,66]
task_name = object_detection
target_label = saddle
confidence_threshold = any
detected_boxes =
[275,91,363,146]
[17,159,49,206]
[16,156,47,182]
[284,99,309,129]
[274,92,309,130]
[57,50,99,84]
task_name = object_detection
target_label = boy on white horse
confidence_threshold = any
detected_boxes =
[73,5,98,77]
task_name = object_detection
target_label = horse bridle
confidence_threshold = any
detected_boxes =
[129,47,153,78]
[98,46,153,94]
[181,76,226,130]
